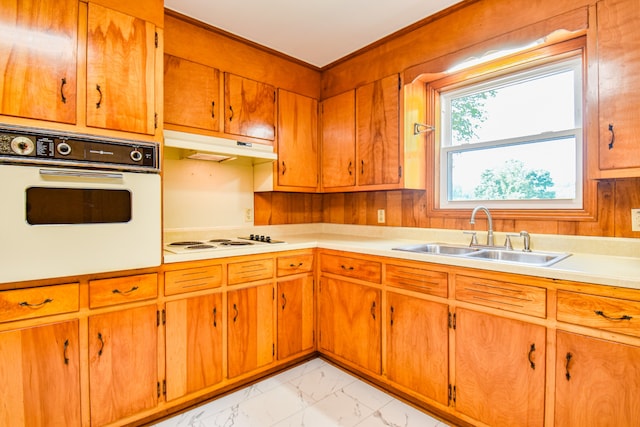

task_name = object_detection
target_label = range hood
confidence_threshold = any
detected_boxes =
[163,130,277,164]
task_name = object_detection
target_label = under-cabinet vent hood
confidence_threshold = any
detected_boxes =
[163,130,277,164]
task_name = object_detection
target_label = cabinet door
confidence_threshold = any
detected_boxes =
[555,331,640,426]
[224,73,275,141]
[0,0,77,124]
[356,74,400,186]
[165,293,223,401]
[276,89,318,190]
[86,3,156,135]
[598,0,640,170]
[0,320,80,426]
[227,284,274,378]
[455,308,545,427]
[164,55,220,131]
[89,305,158,426]
[321,90,356,189]
[318,277,381,374]
[386,292,449,405]
[277,275,314,360]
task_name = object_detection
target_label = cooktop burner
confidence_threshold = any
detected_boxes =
[165,235,286,254]
[168,241,204,246]
[186,244,215,250]
[219,241,253,246]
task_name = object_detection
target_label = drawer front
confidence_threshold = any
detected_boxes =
[386,264,448,298]
[228,259,274,285]
[320,253,381,283]
[165,265,223,296]
[455,275,546,318]
[89,273,157,308]
[557,291,640,337]
[277,254,314,277]
[0,283,79,323]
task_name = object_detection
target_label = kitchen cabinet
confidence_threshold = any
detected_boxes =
[320,90,356,190]
[555,331,640,426]
[88,304,158,426]
[86,3,157,135]
[165,292,223,401]
[0,0,78,124]
[224,72,276,141]
[385,292,449,405]
[0,320,81,426]
[454,308,546,427]
[597,0,640,175]
[277,275,314,360]
[275,89,319,191]
[227,283,274,378]
[164,54,220,132]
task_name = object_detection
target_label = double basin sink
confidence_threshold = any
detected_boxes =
[393,243,570,267]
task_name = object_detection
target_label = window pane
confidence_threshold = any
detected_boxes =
[448,137,577,202]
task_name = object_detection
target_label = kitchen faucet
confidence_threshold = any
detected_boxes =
[470,205,494,246]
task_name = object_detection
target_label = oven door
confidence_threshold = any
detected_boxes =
[1,164,161,284]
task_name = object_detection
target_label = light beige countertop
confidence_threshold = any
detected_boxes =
[164,223,640,290]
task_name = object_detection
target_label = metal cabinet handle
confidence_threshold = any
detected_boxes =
[594,310,632,321]
[281,293,287,310]
[19,298,53,308]
[361,160,364,174]
[565,352,573,380]
[340,265,354,271]
[211,101,215,118]
[112,286,139,295]
[233,303,239,322]
[213,307,217,327]
[289,262,303,268]
[229,106,234,121]
[528,343,536,369]
[95,84,102,108]
[60,78,67,104]
[390,306,395,326]
[97,332,105,356]
[348,161,352,176]
[608,123,615,149]
[370,301,376,320]
[63,339,70,365]
[282,161,286,175]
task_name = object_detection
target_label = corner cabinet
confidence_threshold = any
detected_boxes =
[597,0,640,176]
[224,73,276,141]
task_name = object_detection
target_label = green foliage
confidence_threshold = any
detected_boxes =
[451,90,496,143]
[474,159,556,200]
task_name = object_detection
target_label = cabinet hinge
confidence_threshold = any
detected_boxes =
[162,309,166,325]
[154,113,158,129]
[157,309,166,327]
[272,287,275,300]
[157,381,161,398]
[157,310,160,327]
[272,343,275,356]
[398,74,401,90]
[155,32,158,48]
[163,379,167,396]
[398,165,402,178]
[448,312,456,330]
[448,384,451,404]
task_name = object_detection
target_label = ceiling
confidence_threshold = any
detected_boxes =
[163,0,463,68]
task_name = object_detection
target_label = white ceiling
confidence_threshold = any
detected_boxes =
[163,0,462,67]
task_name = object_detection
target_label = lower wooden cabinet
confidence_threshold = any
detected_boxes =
[277,275,314,360]
[227,283,274,378]
[318,277,381,374]
[88,305,158,426]
[555,331,640,426]
[454,308,546,427]
[165,293,223,401]
[385,292,449,405]
[0,320,81,426]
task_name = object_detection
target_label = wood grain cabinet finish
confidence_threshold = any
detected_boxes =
[455,308,546,427]
[277,275,314,360]
[386,292,449,405]
[88,304,158,426]
[0,283,79,323]
[165,265,223,296]
[555,331,640,426]
[228,258,274,285]
[319,253,382,283]
[0,320,81,426]
[89,273,157,308]
[276,253,314,277]
[224,73,276,141]
[597,0,640,174]
[320,90,356,190]
[165,293,223,401]
[276,89,319,190]
[385,263,448,298]
[164,54,220,132]
[0,0,78,124]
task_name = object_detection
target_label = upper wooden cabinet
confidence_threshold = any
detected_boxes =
[275,89,318,191]
[320,90,356,190]
[597,0,640,176]
[86,3,157,135]
[0,0,78,124]
[224,73,276,141]
[164,54,220,132]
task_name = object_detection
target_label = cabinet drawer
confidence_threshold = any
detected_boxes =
[557,291,640,337]
[0,283,79,323]
[386,264,448,298]
[89,273,157,308]
[165,265,223,296]
[455,275,546,318]
[277,254,314,277]
[320,253,381,283]
[228,259,274,285]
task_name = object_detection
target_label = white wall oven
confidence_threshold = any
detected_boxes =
[0,125,161,284]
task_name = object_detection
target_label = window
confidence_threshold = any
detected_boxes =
[435,52,583,210]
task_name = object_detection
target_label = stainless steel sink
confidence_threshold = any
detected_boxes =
[392,243,482,256]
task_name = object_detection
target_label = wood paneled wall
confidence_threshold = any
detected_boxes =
[254,178,640,238]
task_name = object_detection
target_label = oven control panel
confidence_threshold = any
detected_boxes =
[0,125,159,172]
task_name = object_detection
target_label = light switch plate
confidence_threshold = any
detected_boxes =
[377,209,385,223]
[632,209,640,232]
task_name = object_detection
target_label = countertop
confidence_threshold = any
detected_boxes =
[163,224,640,291]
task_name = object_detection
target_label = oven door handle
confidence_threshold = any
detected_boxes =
[39,169,124,180]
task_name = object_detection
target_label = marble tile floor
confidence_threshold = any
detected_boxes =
[152,358,451,427]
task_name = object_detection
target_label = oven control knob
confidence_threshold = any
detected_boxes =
[56,142,72,156]
[130,149,143,162]
[11,136,35,155]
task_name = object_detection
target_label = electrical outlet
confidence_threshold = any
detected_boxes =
[377,209,385,224]
[632,208,640,232]
[244,208,253,223]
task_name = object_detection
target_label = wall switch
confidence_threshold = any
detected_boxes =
[632,209,640,232]
[245,208,253,223]
[377,209,385,224]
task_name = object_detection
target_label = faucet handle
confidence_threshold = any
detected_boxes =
[505,234,520,250]
[463,231,478,246]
